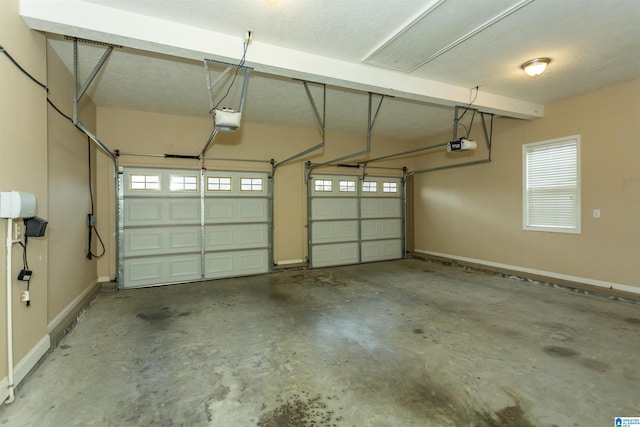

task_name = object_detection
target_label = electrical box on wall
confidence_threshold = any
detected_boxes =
[0,192,36,219]
[24,216,48,237]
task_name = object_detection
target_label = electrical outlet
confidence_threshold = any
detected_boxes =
[20,290,30,303]
[593,209,601,218]
[13,222,22,240]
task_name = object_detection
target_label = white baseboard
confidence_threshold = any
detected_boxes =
[98,275,111,283]
[1,334,50,403]
[275,259,305,266]
[48,279,98,334]
[415,250,639,295]
[0,376,7,404]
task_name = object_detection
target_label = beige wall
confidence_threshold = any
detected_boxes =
[96,107,417,278]
[413,80,640,290]
[46,43,99,323]
[0,0,49,386]
[0,0,100,394]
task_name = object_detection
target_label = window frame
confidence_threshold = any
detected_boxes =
[314,179,333,192]
[129,174,161,191]
[207,176,232,192]
[339,180,356,193]
[382,182,398,193]
[169,175,199,192]
[522,135,581,234]
[240,177,264,192]
[362,181,378,193]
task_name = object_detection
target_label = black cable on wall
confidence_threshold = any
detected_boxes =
[2,42,105,260]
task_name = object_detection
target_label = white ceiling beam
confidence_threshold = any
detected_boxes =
[20,0,543,119]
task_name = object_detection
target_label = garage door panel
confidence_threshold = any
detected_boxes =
[168,256,202,279]
[124,200,163,224]
[204,198,268,223]
[169,228,202,250]
[205,224,268,251]
[311,221,358,244]
[361,198,401,218]
[121,167,271,288]
[205,250,269,279]
[361,219,402,240]
[239,200,268,221]
[361,240,402,263]
[168,199,201,221]
[311,243,359,268]
[311,198,358,220]
[124,254,201,288]
[124,199,199,226]
[125,226,201,256]
[309,174,403,268]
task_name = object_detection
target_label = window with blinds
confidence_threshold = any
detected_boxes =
[523,135,580,233]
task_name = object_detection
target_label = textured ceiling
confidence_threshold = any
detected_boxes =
[24,0,640,141]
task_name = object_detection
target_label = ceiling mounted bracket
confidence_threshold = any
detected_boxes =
[277,80,327,175]
[71,37,117,162]
[309,92,385,173]
[203,58,252,131]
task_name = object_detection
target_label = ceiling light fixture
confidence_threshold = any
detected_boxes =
[521,57,551,77]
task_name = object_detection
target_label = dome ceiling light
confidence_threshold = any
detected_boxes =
[521,57,551,77]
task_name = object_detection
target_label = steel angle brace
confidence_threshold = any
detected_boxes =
[307,92,386,177]
[274,80,327,177]
[71,38,117,162]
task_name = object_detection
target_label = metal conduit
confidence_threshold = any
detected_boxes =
[329,164,405,171]
[358,141,449,166]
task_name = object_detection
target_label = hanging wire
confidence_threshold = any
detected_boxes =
[87,137,106,259]
[18,236,31,306]
[455,86,479,137]
[209,41,249,114]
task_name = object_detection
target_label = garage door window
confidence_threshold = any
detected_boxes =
[241,178,263,191]
[523,135,580,233]
[362,181,377,192]
[170,175,198,191]
[339,180,356,192]
[207,177,232,191]
[315,179,333,192]
[130,174,160,191]
[383,182,397,193]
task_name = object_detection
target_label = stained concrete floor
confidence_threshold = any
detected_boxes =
[1,259,639,427]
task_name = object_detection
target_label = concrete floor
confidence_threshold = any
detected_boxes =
[1,259,638,427]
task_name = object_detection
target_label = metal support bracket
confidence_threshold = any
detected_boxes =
[308,92,385,173]
[71,38,117,162]
[276,80,327,173]
[204,59,252,115]
[407,107,495,176]
[200,59,252,157]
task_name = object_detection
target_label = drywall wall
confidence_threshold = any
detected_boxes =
[413,80,640,291]
[0,0,49,393]
[95,107,418,279]
[0,0,102,399]
[46,42,100,332]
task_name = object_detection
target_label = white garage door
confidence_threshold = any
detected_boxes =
[118,167,271,288]
[308,174,404,268]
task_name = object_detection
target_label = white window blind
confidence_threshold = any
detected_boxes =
[523,136,580,233]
